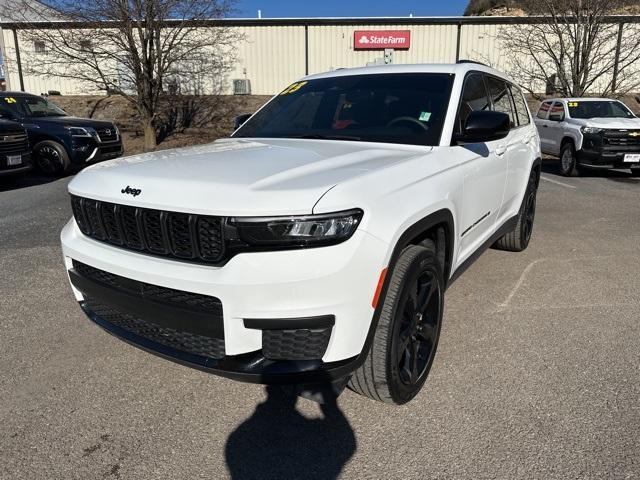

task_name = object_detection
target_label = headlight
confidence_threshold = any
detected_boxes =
[66,126,98,138]
[581,126,603,134]
[231,209,363,247]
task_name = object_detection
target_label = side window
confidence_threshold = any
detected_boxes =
[548,102,565,122]
[511,87,531,126]
[455,73,490,134]
[537,101,552,119]
[486,76,517,128]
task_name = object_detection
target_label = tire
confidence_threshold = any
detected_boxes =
[34,140,71,176]
[493,170,538,252]
[348,243,444,405]
[630,169,640,177]
[559,141,581,177]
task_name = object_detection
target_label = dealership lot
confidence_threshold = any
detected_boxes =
[1,164,639,479]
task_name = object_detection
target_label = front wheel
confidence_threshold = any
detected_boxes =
[34,140,71,176]
[348,243,444,405]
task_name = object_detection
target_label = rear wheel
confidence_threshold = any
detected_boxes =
[559,142,581,177]
[348,243,444,405]
[34,140,70,176]
[630,169,640,177]
[493,169,538,252]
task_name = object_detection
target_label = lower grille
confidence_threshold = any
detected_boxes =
[73,260,225,359]
[262,327,332,361]
[84,298,225,358]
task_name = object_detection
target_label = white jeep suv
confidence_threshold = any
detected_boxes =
[535,97,640,176]
[61,63,541,404]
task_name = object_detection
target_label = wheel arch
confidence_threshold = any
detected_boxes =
[386,208,455,288]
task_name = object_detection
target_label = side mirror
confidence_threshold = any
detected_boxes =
[455,111,510,143]
[234,113,252,130]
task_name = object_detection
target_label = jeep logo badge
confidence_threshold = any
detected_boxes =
[121,186,142,197]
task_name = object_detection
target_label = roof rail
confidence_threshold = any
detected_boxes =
[456,59,488,66]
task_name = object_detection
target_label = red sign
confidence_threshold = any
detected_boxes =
[354,30,411,50]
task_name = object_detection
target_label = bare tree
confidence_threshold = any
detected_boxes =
[496,0,640,98]
[15,0,240,150]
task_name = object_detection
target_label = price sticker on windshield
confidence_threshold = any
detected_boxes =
[280,81,308,95]
[3,97,17,104]
[568,102,579,107]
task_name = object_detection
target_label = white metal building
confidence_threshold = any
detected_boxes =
[1,15,639,96]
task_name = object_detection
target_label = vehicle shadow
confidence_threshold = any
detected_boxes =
[225,384,357,480]
[0,173,66,193]
[540,158,639,182]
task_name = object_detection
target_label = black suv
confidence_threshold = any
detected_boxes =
[0,92,123,175]
[0,119,31,177]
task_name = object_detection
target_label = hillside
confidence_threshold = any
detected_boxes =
[464,0,640,16]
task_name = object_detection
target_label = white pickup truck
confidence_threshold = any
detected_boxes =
[534,97,640,176]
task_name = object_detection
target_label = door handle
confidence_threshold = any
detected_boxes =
[542,124,549,128]
[495,145,507,156]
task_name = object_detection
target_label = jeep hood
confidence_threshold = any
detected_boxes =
[68,138,428,216]
[571,117,640,129]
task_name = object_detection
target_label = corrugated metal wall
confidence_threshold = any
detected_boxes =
[1,19,638,96]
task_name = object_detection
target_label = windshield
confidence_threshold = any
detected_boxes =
[1,95,67,118]
[233,73,454,147]
[567,101,635,119]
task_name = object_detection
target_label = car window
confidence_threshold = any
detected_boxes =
[537,101,552,120]
[486,76,516,128]
[567,100,635,119]
[510,87,531,126]
[454,73,490,134]
[234,73,454,147]
[548,102,565,122]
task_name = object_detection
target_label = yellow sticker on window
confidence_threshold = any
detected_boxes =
[280,81,308,95]
[3,97,17,104]
[568,102,579,107]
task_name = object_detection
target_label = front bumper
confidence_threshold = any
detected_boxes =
[71,140,123,165]
[579,132,640,168]
[61,219,389,383]
[0,153,32,176]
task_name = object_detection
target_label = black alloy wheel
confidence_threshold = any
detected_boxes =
[34,141,70,175]
[393,269,441,387]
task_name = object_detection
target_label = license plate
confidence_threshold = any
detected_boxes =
[624,154,640,163]
[7,155,22,166]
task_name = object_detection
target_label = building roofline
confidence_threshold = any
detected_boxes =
[1,14,639,29]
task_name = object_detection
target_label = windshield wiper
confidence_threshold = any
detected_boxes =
[292,134,362,141]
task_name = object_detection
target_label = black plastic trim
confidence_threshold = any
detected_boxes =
[449,214,518,286]
[81,301,358,384]
[244,315,335,330]
[69,269,224,339]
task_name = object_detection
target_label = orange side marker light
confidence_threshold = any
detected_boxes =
[372,267,388,309]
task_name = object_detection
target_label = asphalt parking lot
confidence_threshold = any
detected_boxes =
[1,162,639,480]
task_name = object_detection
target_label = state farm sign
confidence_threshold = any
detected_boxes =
[354,30,411,50]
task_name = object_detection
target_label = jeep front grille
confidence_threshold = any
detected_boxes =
[71,196,225,263]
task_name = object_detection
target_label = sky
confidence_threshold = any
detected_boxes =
[231,0,470,18]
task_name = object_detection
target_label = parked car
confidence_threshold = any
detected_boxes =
[61,63,541,404]
[534,97,640,176]
[0,119,31,177]
[0,92,123,175]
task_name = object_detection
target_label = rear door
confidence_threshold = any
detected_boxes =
[484,76,522,226]
[454,73,508,263]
